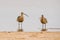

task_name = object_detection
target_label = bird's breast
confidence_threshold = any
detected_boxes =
[40,18,47,24]
[17,16,24,22]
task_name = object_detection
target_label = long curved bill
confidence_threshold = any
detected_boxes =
[24,13,29,17]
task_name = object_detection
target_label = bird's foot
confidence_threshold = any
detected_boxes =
[18,29,23,32]
[41,29,47,31]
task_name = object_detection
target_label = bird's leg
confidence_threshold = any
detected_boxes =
[20,22,23,31]
[43,24,47,31]
[42,24,47,31]
[21,22,22,29]
[45,24,46,29]
[18,22,23,32]
[42,24,44,31]
[42,24,43,30]
[18,22,20,30]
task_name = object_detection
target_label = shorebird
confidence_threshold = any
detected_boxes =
[17,12,29,32]
[40,15,48,31]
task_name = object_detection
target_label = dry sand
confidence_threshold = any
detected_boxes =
[0,31,60,40]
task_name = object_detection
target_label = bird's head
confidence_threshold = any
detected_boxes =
[21,12,24,16]
[41,14,44,17]
[21,12,29,17]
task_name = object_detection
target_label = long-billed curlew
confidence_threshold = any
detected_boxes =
[17,12,29,32]
[40,15,48,31]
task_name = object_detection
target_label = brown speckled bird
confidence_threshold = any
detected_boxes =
[40,15,48,31]
[17,12,29,31]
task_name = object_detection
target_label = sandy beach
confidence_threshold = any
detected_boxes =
[0,31,60,40]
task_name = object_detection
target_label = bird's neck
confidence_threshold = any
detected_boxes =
[42,16,44,18]
[21,14,23,16]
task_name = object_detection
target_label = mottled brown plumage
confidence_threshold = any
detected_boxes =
[40,15,47,24]
[17,16,24,22]
[17,12,28,32]
[40,15,48,31]
[40,17,47,24]
[17,12,24,22]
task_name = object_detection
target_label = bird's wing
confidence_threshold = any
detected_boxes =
[45,18,48,23]
[17,16,20,21]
